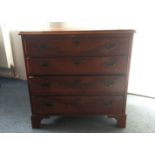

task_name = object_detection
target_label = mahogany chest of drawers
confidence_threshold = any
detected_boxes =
[20,30,135,128]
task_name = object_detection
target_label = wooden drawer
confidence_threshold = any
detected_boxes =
[29,76,126,95]
[25,36,131,57]
[26,56,128,75]
[31,96,124,115]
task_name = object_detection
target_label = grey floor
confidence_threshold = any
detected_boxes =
[0,77,155,133]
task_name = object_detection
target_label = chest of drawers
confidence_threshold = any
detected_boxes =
[20,30,135,128]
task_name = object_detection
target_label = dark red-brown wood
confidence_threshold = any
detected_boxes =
[24,36,131,57]
[20,30,135,129]
[26,56,128,75]
[29,76,126,95]
[31,96,124,115]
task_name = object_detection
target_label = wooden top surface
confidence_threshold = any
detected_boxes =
[19,29,135,36]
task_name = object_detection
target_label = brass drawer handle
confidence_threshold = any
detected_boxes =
[105,100,112,107]
[40,63,49,67]
[105,43,116,50]
[34,44,60,53]
[73,79,81,87]
[104,59,116,67]
[39,44,47,49]
[104,79,114,87]
[41,83,51,87]
[72,58,81,65]
[74,40,80,46]
[45,102,55,107]
[33,44,48,51]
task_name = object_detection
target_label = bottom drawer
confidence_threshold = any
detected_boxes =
[31,96,124,115]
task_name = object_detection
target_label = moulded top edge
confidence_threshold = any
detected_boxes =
[19,29,135,36]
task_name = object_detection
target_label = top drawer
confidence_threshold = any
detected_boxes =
[24,36,131,57]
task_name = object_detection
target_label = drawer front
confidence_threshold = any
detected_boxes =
[29,76,126,95]
[31,96,124,115]
[25,36,131,57]
[26,56,128,75]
